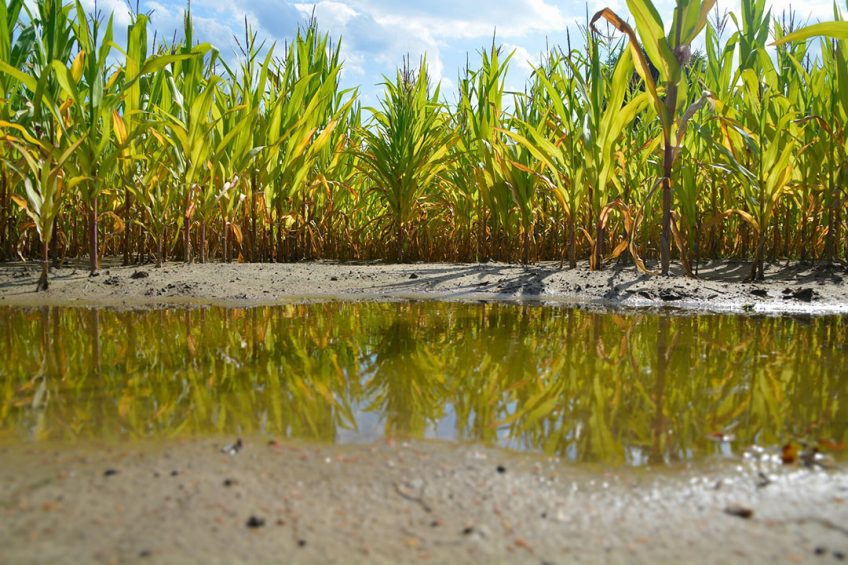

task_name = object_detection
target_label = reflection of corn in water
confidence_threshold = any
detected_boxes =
[0,303,844,467]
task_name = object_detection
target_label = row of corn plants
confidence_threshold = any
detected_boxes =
[1,0,847,289]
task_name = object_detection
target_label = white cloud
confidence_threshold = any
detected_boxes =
[504,44,538,73]
[122,0,839,102]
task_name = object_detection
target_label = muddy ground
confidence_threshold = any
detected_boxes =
[0,259,846,314]
[1,259,847,563]
[0,437,846,565]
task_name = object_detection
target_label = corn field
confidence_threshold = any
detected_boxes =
[1,0,847,289]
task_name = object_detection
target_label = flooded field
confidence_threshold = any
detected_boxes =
[1,303,845,466]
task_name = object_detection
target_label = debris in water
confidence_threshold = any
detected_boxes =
[221,438,243,455]
[708,431,736,442]
[724,505,754,519]
[246,516,265,529]
[782,443,798,465]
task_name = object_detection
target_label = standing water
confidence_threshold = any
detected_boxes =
[0,303,845,466]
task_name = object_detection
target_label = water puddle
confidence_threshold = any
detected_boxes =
[0,303,845,466]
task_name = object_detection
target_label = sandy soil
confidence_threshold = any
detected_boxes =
[0,436,846,565]
[0,259,846,314]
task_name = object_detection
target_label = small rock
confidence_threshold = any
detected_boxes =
[223,479,237,487]
[298,539,307,547]
[246,516,265,529]
[221,438,243,455]
[139,549,152,558]
[409,273,419,279]
[496,465,506,474]
[814,547,827,556]
[103,469,119,477]
[750,288,768,298]
[330,276,338,281]
[130,271,149,279]
[724,504,754,519]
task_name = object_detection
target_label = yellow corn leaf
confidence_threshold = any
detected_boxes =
[610,239,629,259]
[71,51,86,82]
[106,69,121,90]
[112,111,127,145]
[230,223,244,245]
[729,208,760,232]
[670,214,694,277]
[99,211,125,234]
[10,195,28,210]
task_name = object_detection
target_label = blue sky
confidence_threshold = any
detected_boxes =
[85,0,836,104]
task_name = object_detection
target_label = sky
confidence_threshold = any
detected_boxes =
[83,0,837,104]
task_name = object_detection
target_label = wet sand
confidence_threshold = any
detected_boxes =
[1,437,846,564]
[0,259,846,314]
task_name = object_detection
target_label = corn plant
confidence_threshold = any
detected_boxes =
[592,0,716,275]
[357,58,455,261]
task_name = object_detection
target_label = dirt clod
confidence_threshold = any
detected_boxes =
[793,288,815,302]
[724,505,754,519]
